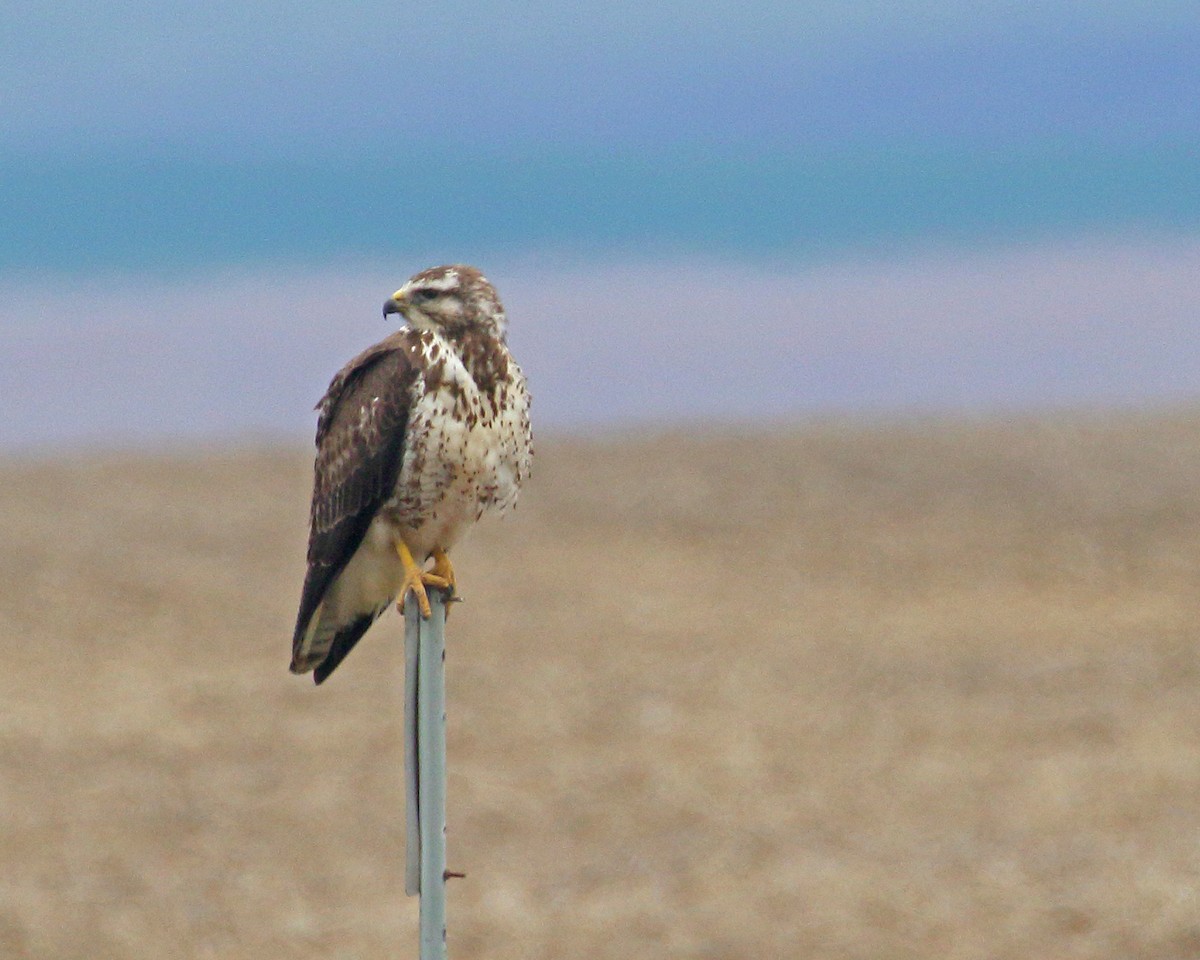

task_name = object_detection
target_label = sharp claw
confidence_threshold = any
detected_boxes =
[399,587,432,618]
[393,542,458,620]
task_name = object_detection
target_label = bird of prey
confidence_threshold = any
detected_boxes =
[290,265,533,684]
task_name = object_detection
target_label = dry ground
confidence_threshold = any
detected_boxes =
[3,414,1200,959]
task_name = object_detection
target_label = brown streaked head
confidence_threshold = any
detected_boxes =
[383,264,507,338]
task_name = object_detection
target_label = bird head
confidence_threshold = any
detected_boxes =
[383,264,507,339]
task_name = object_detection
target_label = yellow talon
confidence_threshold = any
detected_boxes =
[430,548,458,620]
[430,548,456,595]
[395,540,450,619]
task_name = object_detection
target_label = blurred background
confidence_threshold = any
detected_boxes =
[3,0,1199,448]
[4,3,1200,959]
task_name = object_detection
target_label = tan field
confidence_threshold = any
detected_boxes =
[3,413,1200,959]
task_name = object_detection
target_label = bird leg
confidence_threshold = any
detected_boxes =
[430,548,457,596]
[395,539,450,619]
[429,548,460,619]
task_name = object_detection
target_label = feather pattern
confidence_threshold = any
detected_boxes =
[291,333,418,675]
[290,264,532,684]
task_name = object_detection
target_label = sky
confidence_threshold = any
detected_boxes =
[2,1,1199,450]
[5,1,1197,158]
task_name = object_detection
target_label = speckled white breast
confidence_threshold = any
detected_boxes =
[385,330,531,560]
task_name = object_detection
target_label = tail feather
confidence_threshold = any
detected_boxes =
[290,602,392,685]
[290,600,331,675]
[313,617,376,684]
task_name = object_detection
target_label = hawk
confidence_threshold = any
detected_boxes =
[290,265,533,684]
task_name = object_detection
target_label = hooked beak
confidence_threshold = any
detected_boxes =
[383,292,406,320]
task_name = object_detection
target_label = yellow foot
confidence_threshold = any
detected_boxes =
[395,540,450,619]
[431,548,459,620]
[430,548,457,596]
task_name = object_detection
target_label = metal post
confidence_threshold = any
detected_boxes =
[403,600,421,896]
[404,590,449,960]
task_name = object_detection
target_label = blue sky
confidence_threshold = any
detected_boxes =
[3,0,1197,270]
[5,1,1198,158]
[3,1,1199,448]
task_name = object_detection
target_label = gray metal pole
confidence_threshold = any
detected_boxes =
[403,599,421,897]
[404,590,449,960]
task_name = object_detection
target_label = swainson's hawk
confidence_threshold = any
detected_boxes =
[290,265,533,683]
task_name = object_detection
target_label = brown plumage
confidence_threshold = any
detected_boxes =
[290,265,532,684]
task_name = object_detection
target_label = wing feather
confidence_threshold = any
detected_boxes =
[290,332,419,672]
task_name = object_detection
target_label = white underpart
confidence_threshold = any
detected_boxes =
[310,328,530,646]
[315,519,408,630]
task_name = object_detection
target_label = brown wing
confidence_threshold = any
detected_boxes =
[290,333,418,664]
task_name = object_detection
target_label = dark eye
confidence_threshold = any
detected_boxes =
[416,288,439,302]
